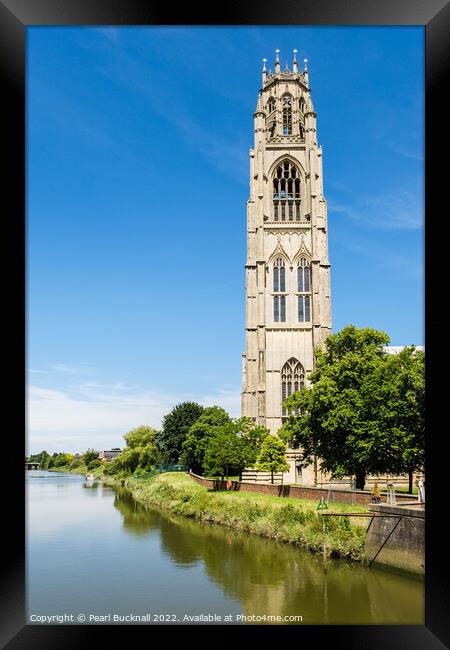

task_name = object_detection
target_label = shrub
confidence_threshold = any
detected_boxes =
[87,459,101,470]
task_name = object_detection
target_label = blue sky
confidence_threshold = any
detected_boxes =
[27,26,424,454]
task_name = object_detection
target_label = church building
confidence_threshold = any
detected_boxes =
[241,50,332,483]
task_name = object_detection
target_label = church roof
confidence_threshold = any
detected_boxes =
[383,345,424,355]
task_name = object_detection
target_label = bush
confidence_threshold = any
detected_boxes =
[87,459,101,470]
[103,460,120,475]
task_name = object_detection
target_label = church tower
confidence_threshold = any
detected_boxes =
[241,51,332,470]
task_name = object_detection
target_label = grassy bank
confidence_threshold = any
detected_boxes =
[47,464,89,475]
[102,472,367,562]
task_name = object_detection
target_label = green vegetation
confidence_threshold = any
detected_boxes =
[282,325,425,492]
[181,406,231,474]
[103,472,366,561]
[181,407,270,478]
[256,434,290,483]
[28,450,51,468]
[155,401,204,463]
[103,426,161,476]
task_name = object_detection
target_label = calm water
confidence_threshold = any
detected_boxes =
[27,471,424,625]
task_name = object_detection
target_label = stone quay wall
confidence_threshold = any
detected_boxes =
[365,503,425,575]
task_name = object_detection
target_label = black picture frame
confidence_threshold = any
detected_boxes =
[1,1,448,647]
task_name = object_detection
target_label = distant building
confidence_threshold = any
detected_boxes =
[384,346,424,355]
[98,448,122,462]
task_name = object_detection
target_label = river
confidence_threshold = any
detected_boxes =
[26,470,424,625]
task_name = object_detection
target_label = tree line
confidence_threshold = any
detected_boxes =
[29,326,424,491]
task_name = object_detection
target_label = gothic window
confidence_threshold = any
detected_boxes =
[273,258,285,292]
[297,258,311,323]
[281,358,305,419]
[273,258,286,322]
[280,295,286,321]
[282,95,292,135]
[298,295,311,322]
[272,159,301,222]
[267,97,276,114]
[297,258,310,292]
[299,97,305,114]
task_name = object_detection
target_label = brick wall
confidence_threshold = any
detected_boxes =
[188,473,416,506]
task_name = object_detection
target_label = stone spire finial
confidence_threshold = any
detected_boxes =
[254,92,264,115]
[305,92,315,115]
[262,58,267,84]
[275,49,280,74]
[293,49,298,74]
[303,57,309,84]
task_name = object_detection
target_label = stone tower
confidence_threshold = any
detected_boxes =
[241,51,332,468]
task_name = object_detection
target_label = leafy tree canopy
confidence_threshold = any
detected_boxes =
[181,406,231,474]
[156,402,204,463]
[282,325,424,489]
[203,422,247,479]
[256,435,290,483]
[83,448,99,465]
[124,426,158,449]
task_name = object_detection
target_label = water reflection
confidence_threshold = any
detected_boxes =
[112,488,159,537]
[83,480,100,491]
[113,487,424,624]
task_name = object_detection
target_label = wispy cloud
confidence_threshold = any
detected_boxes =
[26,374,241,454]
[388,142,423,162]
[77,33,249,185]
[334,234,423,281]
[47,363,94,375]
[330,188,423,231]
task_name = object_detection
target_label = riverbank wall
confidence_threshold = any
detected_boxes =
[365,503,425,575]
[189,473,417,507]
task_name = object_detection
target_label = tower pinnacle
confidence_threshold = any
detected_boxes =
[275,49,280,74]
[293,49,298,74]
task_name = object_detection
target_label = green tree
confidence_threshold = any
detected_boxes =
[124,425,157,449]
[256,435,290,484]
[83,448,99,465]
[203,423,247,480]
[181,406,230,475]
[114,447,141,473]
[108,425,161,475]
[235,417,270,469]
[53,453,74,468]
[372,346,424,494]
[156,402,204,463]
[30,450,51,469]
[283,325,424,490]
[86,459,102,470]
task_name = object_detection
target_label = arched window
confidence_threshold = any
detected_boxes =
[297,258,310,292]
[273,258,286,323]
[281,358,305,419]
[273,258,285,292]
[266,97,276,139]
[282,95,292,135]
[273,159,301,222]
[299,97,306,114]
[297,258,311,323]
